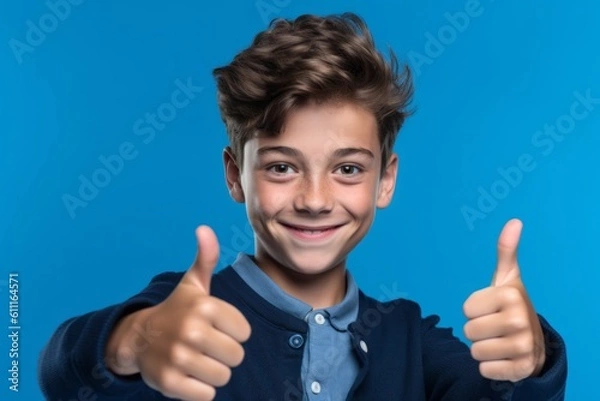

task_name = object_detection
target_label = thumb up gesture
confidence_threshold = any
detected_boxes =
[106,226,251,401]
[463,219,546,382]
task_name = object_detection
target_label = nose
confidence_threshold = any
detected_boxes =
[293,174,334,215]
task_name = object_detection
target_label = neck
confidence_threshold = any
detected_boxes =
[252,254,347,309]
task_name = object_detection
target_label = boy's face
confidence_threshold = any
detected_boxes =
[224,101,397,277]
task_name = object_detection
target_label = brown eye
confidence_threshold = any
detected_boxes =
[268,164,292,174]
[338,165,361,175]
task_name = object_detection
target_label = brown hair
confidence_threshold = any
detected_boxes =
[213,12,414,173]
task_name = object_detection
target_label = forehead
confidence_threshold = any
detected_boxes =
[245,102,380,157]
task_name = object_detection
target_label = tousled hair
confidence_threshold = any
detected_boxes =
[213,12,414,173]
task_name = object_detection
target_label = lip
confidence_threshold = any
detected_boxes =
[281,222,343,230]
[280,222,345,241]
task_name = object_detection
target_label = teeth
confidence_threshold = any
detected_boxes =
[302,229,323,234]
[284,224,337,235]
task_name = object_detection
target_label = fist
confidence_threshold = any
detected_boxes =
[128,226,251,400]
[463,219,546,382]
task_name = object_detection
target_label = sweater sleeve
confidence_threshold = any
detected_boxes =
[509,314,568,401]
[420,310,567,401]
[37,272,184,401]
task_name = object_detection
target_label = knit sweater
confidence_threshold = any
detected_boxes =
[38,266,567,400]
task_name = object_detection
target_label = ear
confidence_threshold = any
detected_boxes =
[376,152,398,209]
[223,146,245,203]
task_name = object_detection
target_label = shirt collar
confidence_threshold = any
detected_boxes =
[327,272,359,331]
[231,253,359,331]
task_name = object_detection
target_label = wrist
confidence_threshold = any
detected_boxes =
[530,325,548,378]
[531,349,547,378]
[105,307,154,376]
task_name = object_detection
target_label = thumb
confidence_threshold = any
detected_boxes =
[492,218,523,286]
[182,225,220,293]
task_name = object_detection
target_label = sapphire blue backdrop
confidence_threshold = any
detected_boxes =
[2,1,598,400]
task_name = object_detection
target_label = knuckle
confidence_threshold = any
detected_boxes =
[501,287,522,305]
[507,313,529,332]
[114,345,136,369]
[156,372,179,396]
[179,318,210,345]
[197,298,219,319]
[185,325,208,345]
[168,345,189,368]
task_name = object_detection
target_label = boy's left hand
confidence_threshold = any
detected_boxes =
[463,218,546,382]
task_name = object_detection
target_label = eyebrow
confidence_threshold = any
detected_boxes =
[333,147,375,159]
[257,146,301,158]
[257,146,375,159]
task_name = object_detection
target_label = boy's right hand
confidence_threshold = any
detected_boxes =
[106,225,252,401]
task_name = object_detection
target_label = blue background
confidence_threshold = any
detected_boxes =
[1,0,598,399]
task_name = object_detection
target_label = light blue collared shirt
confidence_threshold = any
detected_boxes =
[232,253,360,401]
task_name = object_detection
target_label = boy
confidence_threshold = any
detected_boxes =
[39,13,567,400]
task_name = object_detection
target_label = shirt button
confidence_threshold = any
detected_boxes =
[359,340,368,353]
[288,334,304,349]
[314,313,326,325]
[311,381,321,394]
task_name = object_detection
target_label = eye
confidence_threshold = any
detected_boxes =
[267,164,294,175]
[336,165,362,176]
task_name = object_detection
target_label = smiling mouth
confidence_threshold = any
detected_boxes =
[280,222,344,240]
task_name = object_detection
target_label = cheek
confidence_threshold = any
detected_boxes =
[250,181,290,217]
[339,184,378,216]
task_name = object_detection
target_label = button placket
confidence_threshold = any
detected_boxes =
[310,381,321,394]
[314,313,326,325]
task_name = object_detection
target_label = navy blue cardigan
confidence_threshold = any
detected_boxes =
[38,266,567,400]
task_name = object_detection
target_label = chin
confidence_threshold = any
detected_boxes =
[282,248,346,276]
